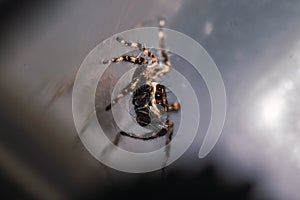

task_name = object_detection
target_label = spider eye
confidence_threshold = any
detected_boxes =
[155,93,162,100]
[157,85,163,92]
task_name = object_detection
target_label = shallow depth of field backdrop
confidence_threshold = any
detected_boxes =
[0,1,300,200]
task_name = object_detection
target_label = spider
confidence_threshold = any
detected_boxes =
[103,19,180,168]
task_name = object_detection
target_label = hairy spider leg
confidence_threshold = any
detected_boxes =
[115,36,159,64]
[119,119,173,141]
[103,55,148,65]
[105,62,151,111]
[103,38,159,111]
[159,18,170,66]
[115,36,161,82]
[151,18,172,80]
[119,119,174,168]
[105,75,142,111]
[163,119,174,168]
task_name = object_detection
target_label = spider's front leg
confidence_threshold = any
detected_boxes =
[115,36,159,65]
[115,37,161,80]
[103,55,148,65]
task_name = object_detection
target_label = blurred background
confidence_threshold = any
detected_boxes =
[1,0,300,199]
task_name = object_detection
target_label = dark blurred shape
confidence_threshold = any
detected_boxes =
[84,166,253,200]
[0,72,106,200]
[0,170,32,200]
[0,0,59,42]
[0,0,42,24]
[0,0,62,17]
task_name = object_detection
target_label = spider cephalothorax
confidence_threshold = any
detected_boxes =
[103,19,180,168]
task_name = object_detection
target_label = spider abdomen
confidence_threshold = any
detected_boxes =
[135,107,151,126]
[132,83,168,128]
[132,84,152,126]
[132,85,151,107]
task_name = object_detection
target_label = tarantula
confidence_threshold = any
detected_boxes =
[103,19,180,167]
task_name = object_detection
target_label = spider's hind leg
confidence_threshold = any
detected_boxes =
[119,119,174,169]
[163,120,174,168]
[119,119,173,140]
[119,127,167,140]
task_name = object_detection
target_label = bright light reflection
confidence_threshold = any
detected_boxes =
[204,21,214,35]
[262,94,285,126]
[283,80,294,91]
